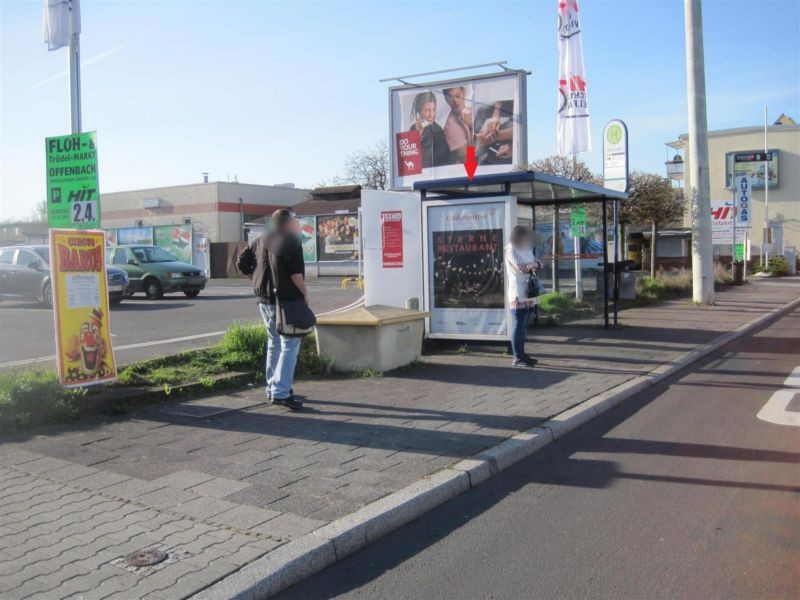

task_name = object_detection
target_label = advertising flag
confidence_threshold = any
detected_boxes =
[50,229,117,387]
[557,0,591,156]
[43,0,81,51]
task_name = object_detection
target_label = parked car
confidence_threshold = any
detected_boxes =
[105,245,207,299]
[0,245,129,308]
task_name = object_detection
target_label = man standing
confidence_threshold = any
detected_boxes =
[238,208,306,410]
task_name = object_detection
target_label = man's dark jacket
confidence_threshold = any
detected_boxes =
[237,233,275,304]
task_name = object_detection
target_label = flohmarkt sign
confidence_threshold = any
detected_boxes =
[45,131,100,228]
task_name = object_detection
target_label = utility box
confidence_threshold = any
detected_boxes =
[315,305,429,373]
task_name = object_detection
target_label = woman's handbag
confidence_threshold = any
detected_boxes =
[268,252,316,337]
[527,272,542,299]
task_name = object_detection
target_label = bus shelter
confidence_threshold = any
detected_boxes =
[413,171,628,336]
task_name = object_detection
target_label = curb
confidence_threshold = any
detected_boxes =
[194,294,800,600]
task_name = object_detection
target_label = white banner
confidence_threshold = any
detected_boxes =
[557,0,591,156]
[425,199,512,338]
[43,0,81,51]
[710,200,748,245]
[734,174,752,227]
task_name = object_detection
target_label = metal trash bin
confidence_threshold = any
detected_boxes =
[732,261,744,285]
[597,260,637,299]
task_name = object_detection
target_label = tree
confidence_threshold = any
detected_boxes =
[336,139,390,190]
[30,200,48,223]
[620,172,685,277]
[528,154,599,184]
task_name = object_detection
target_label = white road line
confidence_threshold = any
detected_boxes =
[0,330,226,369]
[757,389,800,427]
[783,366,800,388]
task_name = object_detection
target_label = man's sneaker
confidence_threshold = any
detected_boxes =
[268,388,294,404]
[523,354,539,366]
[273,394,303,411]
[512,359,535,368]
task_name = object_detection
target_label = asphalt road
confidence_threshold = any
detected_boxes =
[0,278,361,371]
[280,307,800,600]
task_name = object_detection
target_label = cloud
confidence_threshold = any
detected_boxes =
[33,32,151,88]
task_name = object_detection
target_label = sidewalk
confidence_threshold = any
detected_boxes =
[2,278,799,599]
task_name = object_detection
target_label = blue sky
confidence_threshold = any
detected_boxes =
[2,0,798,221]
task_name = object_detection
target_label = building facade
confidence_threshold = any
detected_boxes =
[666,119,800,256]
[100,181,310,244]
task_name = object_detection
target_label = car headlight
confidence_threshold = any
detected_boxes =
[168,272,184,279]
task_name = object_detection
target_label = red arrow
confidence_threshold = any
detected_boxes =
[464,146,477,181]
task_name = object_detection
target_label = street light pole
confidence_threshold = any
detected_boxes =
[684,0,714,304]
[68,32,82,134]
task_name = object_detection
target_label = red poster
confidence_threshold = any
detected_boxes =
[381,211,404,268]
[395,131,422,176]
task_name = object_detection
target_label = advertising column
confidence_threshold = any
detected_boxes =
[424,198,513,339]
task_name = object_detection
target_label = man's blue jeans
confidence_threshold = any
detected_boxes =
[510,305,532,360]
[258,303,301,399]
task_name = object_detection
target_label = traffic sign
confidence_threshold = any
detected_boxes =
[45,132,100,229]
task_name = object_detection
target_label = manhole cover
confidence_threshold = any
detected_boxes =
[125,548,167,567]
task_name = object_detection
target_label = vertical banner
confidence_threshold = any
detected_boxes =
[734,175,752,227]
[425,199,510,338]
[381,210,404,268]
[45,131,100,228]
[297,216,317,262]
[154,224,193,264]
[50,229,117,388]
[557,0,591,156]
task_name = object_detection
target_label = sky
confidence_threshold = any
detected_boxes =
[1,0,798,221]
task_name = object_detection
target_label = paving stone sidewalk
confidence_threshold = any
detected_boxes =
[1,278,798,599]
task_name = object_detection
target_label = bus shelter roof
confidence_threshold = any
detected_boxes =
[413,171,628,206]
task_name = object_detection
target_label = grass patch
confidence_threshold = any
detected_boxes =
[0,371,86,430]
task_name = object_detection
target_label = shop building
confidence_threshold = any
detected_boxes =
[100,180,310,244]
[665,115,800,256]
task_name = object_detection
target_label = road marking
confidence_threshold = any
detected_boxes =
[757,390,800,427]
[784,366,800,388]
[0,331,226,369]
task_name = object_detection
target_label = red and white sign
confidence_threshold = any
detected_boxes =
[395,131,422,176]
[710,200,747,245]
[381,211,404,268]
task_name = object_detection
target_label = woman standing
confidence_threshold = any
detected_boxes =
[410,91,451,168]
[505,226,542,368]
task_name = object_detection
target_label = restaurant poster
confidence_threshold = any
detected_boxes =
[424,198,512,338]
[49,229,117,388]
[154,224,192,264]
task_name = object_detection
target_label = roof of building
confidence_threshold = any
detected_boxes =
[245,185,362,224]
[100,181,310,196]
[667,118,800,146]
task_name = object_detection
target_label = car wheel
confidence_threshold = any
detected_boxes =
[144,279,164,300]
[183,290,200,298]
[42,282,54,308]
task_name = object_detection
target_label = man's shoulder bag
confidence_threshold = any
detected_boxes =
[267,251,316,337]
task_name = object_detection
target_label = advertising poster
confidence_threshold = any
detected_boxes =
[105,229,118,246]
[154,224,192,264]
[49,229,117,388]
[725,150,778,189]
[297,216,317,262]
[45,131,100,229]
[316,214,359,261]
[117,226,153,246]
[381,211,404,268]
[710,200,748,245]
[390,71,526,189]
[426,200,508,337]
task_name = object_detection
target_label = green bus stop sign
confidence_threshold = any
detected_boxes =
[571,204,587,237]
[45,132,100,228]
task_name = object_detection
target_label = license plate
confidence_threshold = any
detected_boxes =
[108,285,123,292]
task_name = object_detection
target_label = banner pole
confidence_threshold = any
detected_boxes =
[68,32,82,134]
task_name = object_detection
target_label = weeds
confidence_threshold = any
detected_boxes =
[0,371,86,430]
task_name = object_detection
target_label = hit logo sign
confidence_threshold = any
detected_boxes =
[45,132,100,229]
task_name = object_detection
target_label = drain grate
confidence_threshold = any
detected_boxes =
[125,548,167,567]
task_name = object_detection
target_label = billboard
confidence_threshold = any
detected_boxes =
[49,229,117,387]
[424,198,513,338]
[390,71,527,189]
[154,224,193,264]
[117,226,153,246]
[297,216,317,262]
[316,214,359,261]
[725,150,778,189]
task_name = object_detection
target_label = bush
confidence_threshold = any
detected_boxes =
[636,276,667,302]
[219,322,266,359]
[768,256,790,276]
[539,292,575,315]
[0,371,85,430]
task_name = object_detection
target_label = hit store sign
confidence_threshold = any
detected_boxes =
[45,132,100,229]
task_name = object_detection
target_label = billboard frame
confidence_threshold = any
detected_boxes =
[388,69,528,191]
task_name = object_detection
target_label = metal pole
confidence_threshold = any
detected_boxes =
[68,33,82,134]
[684,0,714,304]
[764,106,770,269]
[574,233,582,300]
[551,208,559,292]
[613,199,620,326]
[602,200,609,328]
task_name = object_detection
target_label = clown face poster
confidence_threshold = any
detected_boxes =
[49,229,117,387]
